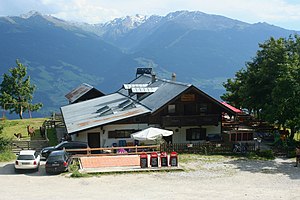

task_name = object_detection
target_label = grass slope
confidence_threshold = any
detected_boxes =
[1,118,47,140]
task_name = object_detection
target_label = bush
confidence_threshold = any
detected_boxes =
[69,159,89,178]
[0,137,11,151]
[288,150,296,158]
[70,170,89,178]
[0,124,12,152]
[247,150,275,160]
[69,160,80,172]
[256,150,275,160]
[0,149,16,162]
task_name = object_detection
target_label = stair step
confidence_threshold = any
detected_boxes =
[11,139,49,154]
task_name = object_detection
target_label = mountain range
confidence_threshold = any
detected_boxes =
[0,10,298,118]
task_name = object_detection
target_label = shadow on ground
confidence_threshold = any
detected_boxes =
[0,162,57,177]
[224,157,300,180]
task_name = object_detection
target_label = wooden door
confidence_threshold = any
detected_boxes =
[88,132,100,154]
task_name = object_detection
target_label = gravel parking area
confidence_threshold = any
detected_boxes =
[1,157,300,200]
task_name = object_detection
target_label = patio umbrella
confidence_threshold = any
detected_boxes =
[131,127,173,141]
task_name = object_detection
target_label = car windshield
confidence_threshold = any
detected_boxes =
[55,143,64,149]
[47,155,64,162]
[17,155,34,160]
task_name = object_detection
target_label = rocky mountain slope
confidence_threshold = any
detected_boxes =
[0,11,297,117]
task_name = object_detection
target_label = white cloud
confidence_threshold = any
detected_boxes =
[40,0,120,23]
[1,0,300,29]
[56,0,300,30]
[181,0,300,29]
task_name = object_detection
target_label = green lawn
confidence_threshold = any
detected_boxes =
[1,118,47,140]
[0,118,58,162]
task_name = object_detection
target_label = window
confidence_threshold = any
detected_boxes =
[184,104,197,115]
[34,151,39,158]
[108,130,136,138]
[168,104,176,114]
[199,103,208,112]
[17,155,34,160]
[186,128,206,141]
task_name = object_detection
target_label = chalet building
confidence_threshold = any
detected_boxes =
[60,71,236,149]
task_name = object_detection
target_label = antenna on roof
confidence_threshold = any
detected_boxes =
[151,71,156,83]
[171,73,176,81]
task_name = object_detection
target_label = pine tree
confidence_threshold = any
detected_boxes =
[0,60,42,119]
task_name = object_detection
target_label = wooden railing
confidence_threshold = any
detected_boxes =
[162,115,219,127]
[160,142,256,154]
[65,142,256,157]
[66,145,160,156]
[11,139,49,154]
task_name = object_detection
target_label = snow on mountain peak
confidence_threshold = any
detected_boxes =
[104,14,147,29]
[20,10,42,19]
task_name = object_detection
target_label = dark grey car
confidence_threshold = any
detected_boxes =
[45,150,72,174]
[41,141,89,158]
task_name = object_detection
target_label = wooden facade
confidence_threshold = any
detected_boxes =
[102,86,229,145]
[63,74,239,147]
[147,87,224,128]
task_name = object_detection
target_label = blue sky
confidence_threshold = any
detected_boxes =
[1,0,300,30]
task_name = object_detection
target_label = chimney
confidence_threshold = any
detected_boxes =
[171,73,176,81]
[151,72,156,83]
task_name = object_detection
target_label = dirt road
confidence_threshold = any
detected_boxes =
[1,157,300,200]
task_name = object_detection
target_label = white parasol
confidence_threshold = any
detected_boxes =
[131,127,173,141]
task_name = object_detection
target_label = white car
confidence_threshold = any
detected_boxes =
[15,150,41,172]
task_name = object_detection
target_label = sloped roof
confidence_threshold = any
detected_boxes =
[65,83,104,104]
[118,74,237,115]
[62,74,236,134]
[118,74,191,112]
[61,93,151,134]
[221,102,242,114]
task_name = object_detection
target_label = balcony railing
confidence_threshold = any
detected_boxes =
[162,115,220,127]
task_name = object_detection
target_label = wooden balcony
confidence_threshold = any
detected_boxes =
[162,115,220,127]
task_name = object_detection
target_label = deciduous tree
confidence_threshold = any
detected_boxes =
[222,35,300,138]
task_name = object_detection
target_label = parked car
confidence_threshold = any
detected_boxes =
[41,141,89,158]
[14,150,41,172]
[45,150,72,174]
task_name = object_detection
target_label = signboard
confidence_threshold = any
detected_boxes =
[140,153,148,168]
[181,94,195,102]
[161,157,168,167]
[170,157,177,167]
[140,158,148,168]
[151,157,158,167]
[150,152,158,167]
[170,151,178,167]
